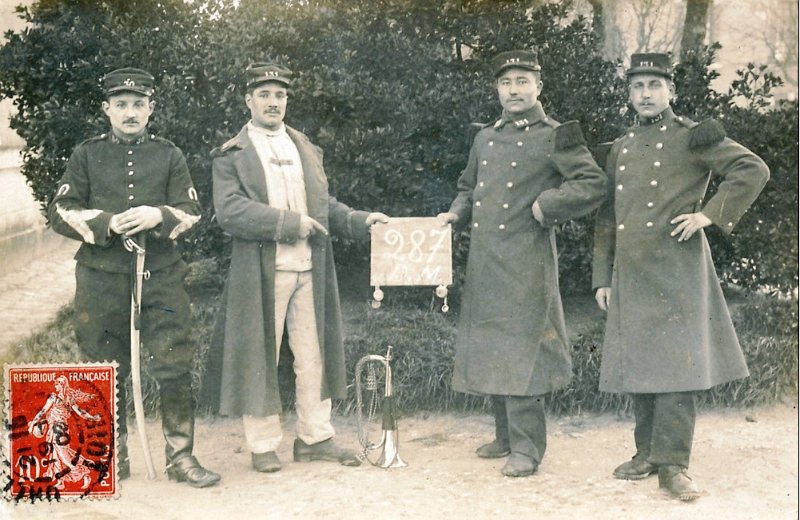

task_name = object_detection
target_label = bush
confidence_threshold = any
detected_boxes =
[1,0,795,298]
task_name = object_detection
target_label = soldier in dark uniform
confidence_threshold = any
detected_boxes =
[592,53,769,500]
[48,68,220,488]
[438,49,607,477]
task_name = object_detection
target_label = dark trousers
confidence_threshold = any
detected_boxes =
[491,394,547,463]
[74,262,195,446]
[632,392,696,468]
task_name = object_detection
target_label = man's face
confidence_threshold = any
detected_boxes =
[628,73,674,118]
[496,68,542,114]
[246,82,288,131]
[102,93,154,138]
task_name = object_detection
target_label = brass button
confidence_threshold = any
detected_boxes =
[617,184,624,191]
[646,222,653,227]
[654,161,661,167]
[619,165,626,171]
[650,180,658,187]
[618,224,625,230]
[506,182,513,188]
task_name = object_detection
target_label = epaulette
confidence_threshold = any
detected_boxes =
[468,121,492,146]
[78,134,107,146]
[688,118,726,148]
[592,141,614,170]
[554,120,587,151]
[151,135,178,147]
[210,135,241,158]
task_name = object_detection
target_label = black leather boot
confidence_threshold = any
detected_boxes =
[160,376,220,488]
[476,396,510,458]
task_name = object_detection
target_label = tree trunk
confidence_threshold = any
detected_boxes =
[681,0,711,58]
[587,0,604,48]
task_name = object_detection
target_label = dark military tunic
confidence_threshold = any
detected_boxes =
[49,132,200,273]
[448,102,607,396]
[592,108,769,393]
[48,131,201,383]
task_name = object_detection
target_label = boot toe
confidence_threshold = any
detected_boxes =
[501,454,537,477]
[613,456,658,480]
[252,451,282,473]
[167,455,221,488]
[476,440,511,459]
[658,465,700,501]
[293,438,362,466]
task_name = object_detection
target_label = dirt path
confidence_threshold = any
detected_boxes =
[2,403,796,519]
[0,235,77,354]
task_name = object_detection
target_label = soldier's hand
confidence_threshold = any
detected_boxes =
[595,287,612,312]
[366,212,390,227]
[437,212,457,226]
[670,212,712,242]
[531,201,545,223]
[112,206,163,235]
[299,215,328,238]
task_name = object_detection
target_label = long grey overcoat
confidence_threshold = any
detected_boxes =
[201,125,369,417]
[448,103,607,397]
[592,108,769,393]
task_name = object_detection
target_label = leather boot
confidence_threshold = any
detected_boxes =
[477,396,511,458]
[160,376,220,488]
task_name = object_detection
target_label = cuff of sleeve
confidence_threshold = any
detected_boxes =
[347,210,371,240]
[88,211,115,247]
[277,211,302,242]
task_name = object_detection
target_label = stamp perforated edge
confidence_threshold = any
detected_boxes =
[3,361,120,502]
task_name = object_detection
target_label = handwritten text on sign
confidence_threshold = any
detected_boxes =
[370,218,452,287]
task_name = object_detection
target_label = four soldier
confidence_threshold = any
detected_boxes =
[44,49,767,501]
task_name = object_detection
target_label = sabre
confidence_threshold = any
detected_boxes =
[124,235,157,480]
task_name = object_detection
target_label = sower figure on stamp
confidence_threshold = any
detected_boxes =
[48,68,221,487]
[592,53,769,501]
[204,62,389,473]
[437,49,607,477]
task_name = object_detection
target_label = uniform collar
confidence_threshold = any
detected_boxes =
[636,107,675,126]
[108,130,149,145]
[494,102,547,130]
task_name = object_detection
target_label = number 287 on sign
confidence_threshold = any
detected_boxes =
[370,218,453,287]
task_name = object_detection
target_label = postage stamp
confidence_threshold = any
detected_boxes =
[3,363,119,501]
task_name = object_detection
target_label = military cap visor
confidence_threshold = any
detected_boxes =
[492,50,541,77]
[103,68,155,97]
[246,63,293,89]
[626,53,674,79]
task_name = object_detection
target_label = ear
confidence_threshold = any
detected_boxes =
[101,100,111,116]
[245,92,253,110]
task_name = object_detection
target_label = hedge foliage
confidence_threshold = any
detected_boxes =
[0,0,796,297]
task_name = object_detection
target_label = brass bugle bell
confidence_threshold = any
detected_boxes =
[354,345,407,468]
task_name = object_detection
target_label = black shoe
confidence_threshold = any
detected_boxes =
[252,451,281,473]
[117,458,130,480]
[166,455,221,488]
[501,453,537,477]
[613,455,658,480]
[658,465,700,501]
[476,439,511,459]
[293,438,361,466]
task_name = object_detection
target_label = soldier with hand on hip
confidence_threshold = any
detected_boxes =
[592,53,769,501]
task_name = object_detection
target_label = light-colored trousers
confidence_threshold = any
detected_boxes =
[243,270,335,454]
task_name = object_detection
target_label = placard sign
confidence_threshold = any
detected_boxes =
[370,218,452,288]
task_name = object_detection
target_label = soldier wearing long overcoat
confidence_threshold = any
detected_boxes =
[202,63,388,473]
[439,49,607,477]
[592,53,769,500]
